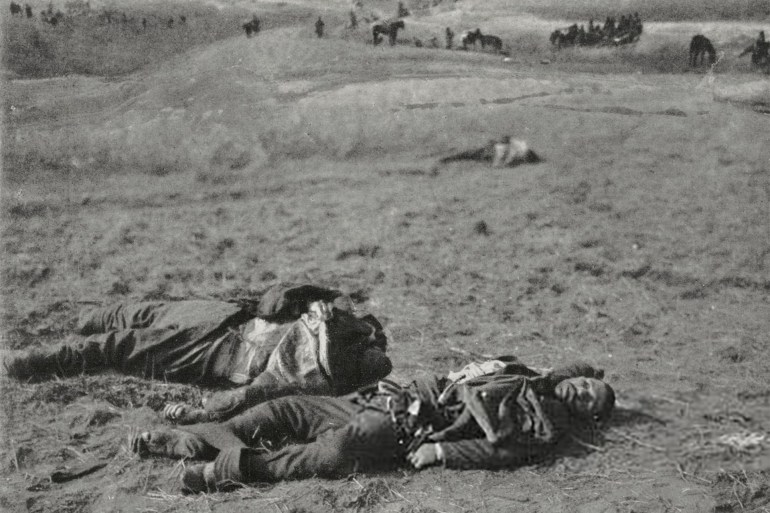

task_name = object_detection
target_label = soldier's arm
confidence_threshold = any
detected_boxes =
[417,397,571,469]
[426,436,558,469]
[206,376,305,416]
[165,377,305,424]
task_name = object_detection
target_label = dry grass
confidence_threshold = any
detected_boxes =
[4,2,767,177]
[2,1,770,512]
[1,1,325,78]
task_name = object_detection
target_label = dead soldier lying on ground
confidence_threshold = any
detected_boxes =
[5,283,392,423]
[131,357,615,493]
[436,135,542,169]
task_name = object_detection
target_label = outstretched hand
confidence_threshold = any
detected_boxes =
[163,403,187,421]
[163,403,210,425]
[407,444,441,469]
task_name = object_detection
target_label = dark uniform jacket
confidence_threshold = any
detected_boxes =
[377,359,602,469]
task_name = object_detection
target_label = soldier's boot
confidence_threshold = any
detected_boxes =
[3,344,97,382]
[130,428,218,460]
[181,462,219,494]
[4,348,65,381]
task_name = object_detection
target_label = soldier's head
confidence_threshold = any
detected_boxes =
[554,376,616,423]
[303,300,391,390]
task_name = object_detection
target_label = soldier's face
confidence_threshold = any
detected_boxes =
[320,304,391,386]
[554,377,611,417]
[325,307,387,352]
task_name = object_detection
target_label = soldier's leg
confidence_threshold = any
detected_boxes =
[136,395,359,462]
[181,408,401,491]
[184,395,360,449]
[5,326,198,381]
[131,428,220,460]
[76,302,170,335]
[7,298,246,382]
[77,300,242,335]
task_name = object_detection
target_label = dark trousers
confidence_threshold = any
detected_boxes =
[58,300,245,383]
[178,395,403,483]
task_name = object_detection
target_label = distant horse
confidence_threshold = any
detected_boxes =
[473,29,503,53]
[689,34,716,67]
[243,16,260,37]
[550,29,577,49]
[460,29,478,50]
[372,19,404,46]
[549,29,564,48]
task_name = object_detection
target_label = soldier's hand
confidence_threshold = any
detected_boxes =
[408,444,441,469]
[163,403,187,421]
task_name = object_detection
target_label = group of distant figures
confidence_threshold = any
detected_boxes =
[241,15,324,40]
[458,28,504,53]
[689,31,769,71]
[9,1,32,18]
[370,22,505,53]
[550,13,643,49]
[17,1,765,73]
[9,1,63,25]
[8,1,186,31]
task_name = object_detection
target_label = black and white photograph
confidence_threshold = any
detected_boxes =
[1,0,769,511]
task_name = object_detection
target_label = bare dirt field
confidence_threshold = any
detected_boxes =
[2,0,770,512]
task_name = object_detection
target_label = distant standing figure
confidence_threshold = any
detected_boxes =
[25,3,32,17]
[180,14,186,24]
[689,34,716,67]
[397,1,409,18]
[167,17,173,28]
[349,10,357,29]
[445,26,454,49]
[315,16,324,38]
[142,17,147,29]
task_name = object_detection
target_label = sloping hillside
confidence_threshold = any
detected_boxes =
[2,2,770,513]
